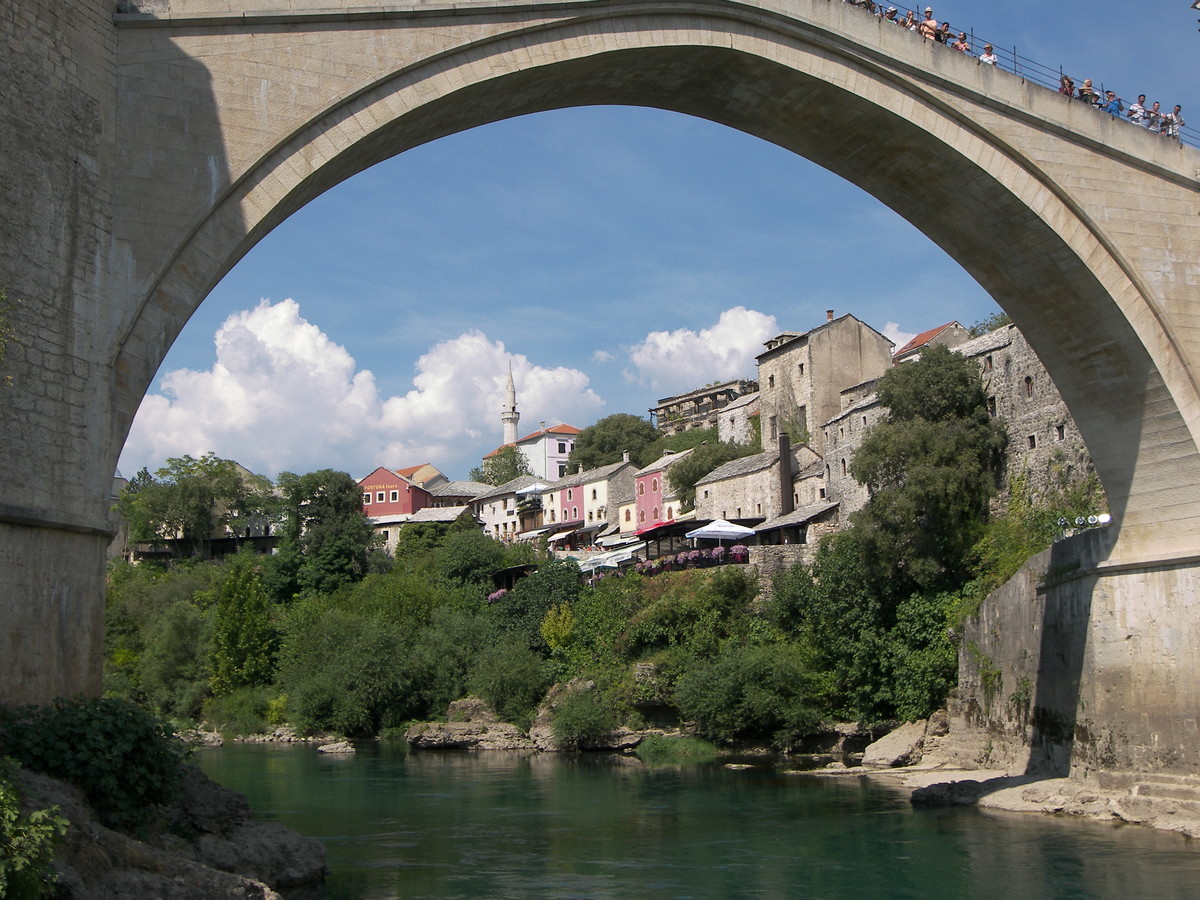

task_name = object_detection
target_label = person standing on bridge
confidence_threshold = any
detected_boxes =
[919,7,939,39]
[1147,101,1163,133]
[882,6,899,24]
[900,9,917,30]
[1165,105,1185,140]
[1101,91,1123,116]
[979,43,997,65]
[952,32,970,53]
[1077,79,1099,104]
[1128,94,1147,127]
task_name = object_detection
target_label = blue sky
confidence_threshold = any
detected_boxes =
[118,0,1200,482]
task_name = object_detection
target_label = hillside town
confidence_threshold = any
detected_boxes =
[345,310,1095,577]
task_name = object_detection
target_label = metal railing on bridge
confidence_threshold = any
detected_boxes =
[838,1,1200,149]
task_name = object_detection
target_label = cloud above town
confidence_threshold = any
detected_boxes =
[119,299,603,480]
[624,306,777,394]
[882,322,918,353]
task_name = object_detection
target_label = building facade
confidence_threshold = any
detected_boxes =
[651,379,758,436]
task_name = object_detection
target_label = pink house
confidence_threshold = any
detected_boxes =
[633,448,694,533]
[358,467,433,518]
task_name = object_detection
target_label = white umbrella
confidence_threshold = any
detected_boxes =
[685,519,756,541]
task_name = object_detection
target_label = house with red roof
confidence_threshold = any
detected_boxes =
[892,321,970,365]
[358,466,433,519]
[482,422,581,481]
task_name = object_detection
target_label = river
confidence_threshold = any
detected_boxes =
[198,743,1200,900]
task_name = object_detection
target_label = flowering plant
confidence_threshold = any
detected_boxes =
[487,588,508,603]
[730,544,750,561]
[711,546,727,560]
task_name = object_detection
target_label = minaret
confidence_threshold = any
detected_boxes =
[501,364,520,446]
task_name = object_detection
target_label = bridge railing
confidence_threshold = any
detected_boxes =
[839,1,1200,149]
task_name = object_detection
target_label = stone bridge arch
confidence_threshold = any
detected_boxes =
[4,1,1200,719]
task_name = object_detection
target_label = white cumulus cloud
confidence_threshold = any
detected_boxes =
[882,322,918,354]
[625,306,777,394]
[119,299,603,480]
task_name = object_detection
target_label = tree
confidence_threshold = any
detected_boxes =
[849,344,1006,600]
[568,413,661,469]
[276,469,377,596]
[114,454,275,557]
[968,310,1012,337]
[469,444,532,487]
[210,555,277,696]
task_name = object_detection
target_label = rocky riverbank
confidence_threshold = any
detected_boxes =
[16,763,326,899]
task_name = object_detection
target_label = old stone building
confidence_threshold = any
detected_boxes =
[756,312,893,456]
[716,392,760,446]
[820,322,1096,519]
[650,379,758,436]
[695,443,820,524]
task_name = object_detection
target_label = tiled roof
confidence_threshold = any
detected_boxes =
[484,423,581,458]
[894,322,963,357]
[696,450,778,487]
[407,506,469,523]
[475,474,545,503]
[955,324,1015,358]
[756,502,839,532]
[430,480,492,498]
[544,459,634,491]
[635,447,696,476]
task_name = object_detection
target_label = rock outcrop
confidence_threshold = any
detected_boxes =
[406,698,537,751]
[16,764,325,899]
[862,720,928,768]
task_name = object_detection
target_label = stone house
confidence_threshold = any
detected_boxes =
[651,379,758,436]
[694,440,823,524]
[482,423,580,481]
[892,321,971,364]
[756,311,893,456]
[716,391,760,446]
[473,474,549,542]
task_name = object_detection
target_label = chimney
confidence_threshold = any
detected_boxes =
[778,433,794,516]
[826,309,834,322]
[622,450,630,463]
[577,464,584,475]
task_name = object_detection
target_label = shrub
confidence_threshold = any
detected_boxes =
[202,686,272,737]
[469,637,551,729]
[633,734,717,767]
[0,699,186,832]
[550,689,618,750]
[674,643,824,748]
[0,757,68,899]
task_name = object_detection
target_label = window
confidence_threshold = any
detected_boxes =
[558,464,566,477]
[572,506,578,519]
[625,509,631,522]
[841,459,847,475]
[376,492,385,503]
[769,415,778,441]
[1056,424,1066,441]
[736,507,742,518]
[768,375,775,388]
[363,493,371,504]
[550,510,556,522]
[381,530,389,541]
[756,503,762,515]
[651,478,658,492]
[1024,376,1034,398]
[839,426,844,440]
[588,510,593,522]
[558,441,567,453]
[819,487,826,499]
[567,488,573,500]
[1028,434,1037,449]
[667,507,673,520]
[591,489,597,500]
[389,490,399,502]
[638,510,646,523]
[863,415,868,426]
[987,396,997,417]
[653,506,659,520]
[703,489,709,499]
[638,482,645,496]
[985,354,993,371]
[798,363,805,376]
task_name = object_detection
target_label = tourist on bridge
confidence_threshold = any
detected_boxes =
[1165,105,1185,139]
[882,6,899,24]
[952,32,970,53]
[918,7,939,38]
[936,22,951,44]
[1146,101,1163,132]
[979,43,997,65]
[1128,94,1148,127]
[1077,78,1099,104]
[1100,91,1123,116]
[1059,74,1075,97]
[900,10,917,30]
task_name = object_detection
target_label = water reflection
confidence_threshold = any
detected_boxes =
[198,744,1199,900]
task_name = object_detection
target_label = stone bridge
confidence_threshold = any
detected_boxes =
[2,0,1199,775]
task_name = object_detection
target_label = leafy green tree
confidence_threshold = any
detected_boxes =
[666,440,756,510]
[276,469,377,596]
[968,310,1012,337]
[210,556,277,696]
[435,530,507,592]
[469,444,532,486]
[850,344,1006,599]
[568,413,661,469]
[115,454,275,557]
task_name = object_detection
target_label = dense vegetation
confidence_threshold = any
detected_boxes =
[102,349,1103,747]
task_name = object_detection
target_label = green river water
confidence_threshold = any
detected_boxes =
[198,743,1200,900]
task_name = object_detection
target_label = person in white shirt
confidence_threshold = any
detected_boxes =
[979,44,997,65]
[1128,94,1147,127]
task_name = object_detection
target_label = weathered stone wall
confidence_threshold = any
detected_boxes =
[0,0,117,703]
[749,545,816,600]
[955,528,1200,780]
